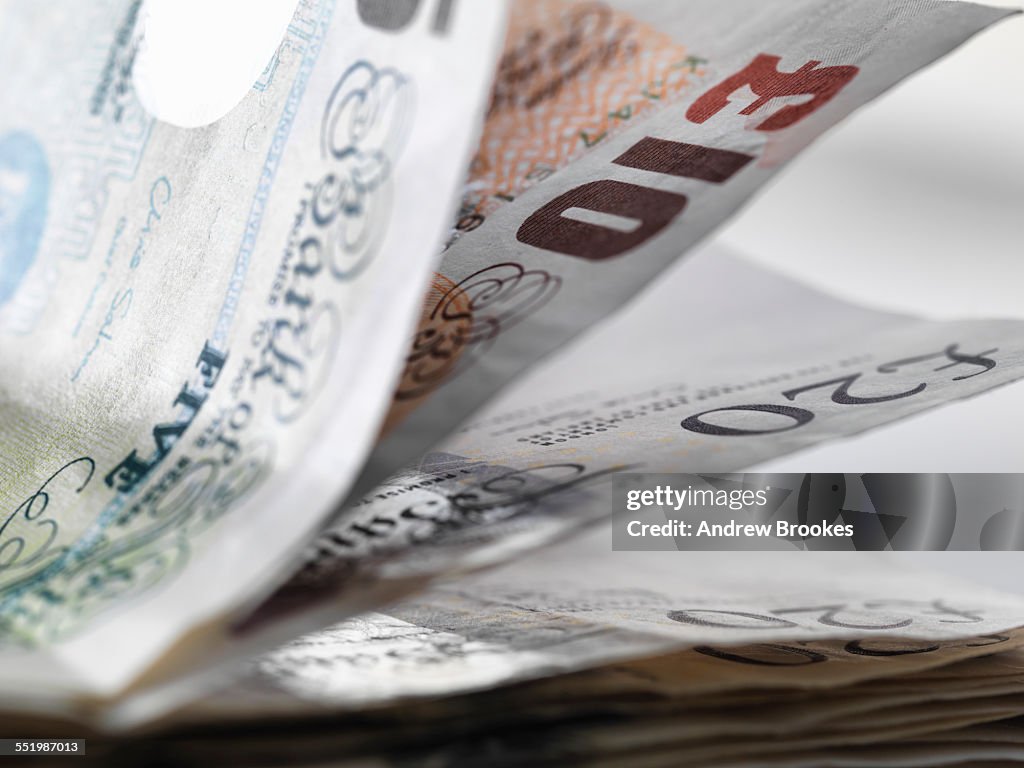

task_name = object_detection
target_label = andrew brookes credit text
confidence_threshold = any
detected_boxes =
[623,483,855,540]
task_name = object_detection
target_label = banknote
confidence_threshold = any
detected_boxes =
[214,246,1024,661]
[192,520,1024,718]
[359,0,1018,494]
[0,0,508,695]
[34,632,1024,765]
[215,650,1024,766]
[10,559,1024,762]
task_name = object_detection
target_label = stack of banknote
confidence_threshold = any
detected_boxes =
[1,0,1022,764]
[15,532,1024,765]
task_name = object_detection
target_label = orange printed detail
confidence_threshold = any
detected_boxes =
[388,2,703,419]
[456,0,705,234]
[687,54,859,132]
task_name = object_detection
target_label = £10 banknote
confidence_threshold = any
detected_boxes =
[360,0,1019,489]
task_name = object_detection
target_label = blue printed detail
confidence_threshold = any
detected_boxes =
[0,0,337,625]
[0,132,50,308]
[212,2,335,351]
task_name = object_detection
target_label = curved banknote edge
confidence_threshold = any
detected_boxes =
[0,0,509,694]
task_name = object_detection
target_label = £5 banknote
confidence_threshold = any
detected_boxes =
[0,0,509,694]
